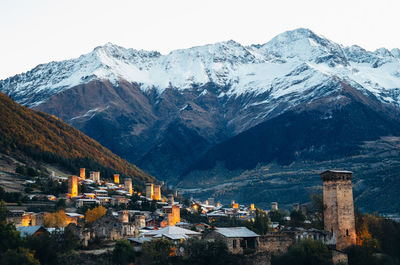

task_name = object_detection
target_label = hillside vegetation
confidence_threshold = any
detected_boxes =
[0,92,153,184]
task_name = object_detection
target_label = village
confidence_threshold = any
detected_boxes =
[2,167,357,264]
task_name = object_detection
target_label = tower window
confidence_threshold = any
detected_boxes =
[346,229,349,236]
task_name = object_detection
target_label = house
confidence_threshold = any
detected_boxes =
[111,195,129,206]
[66,213,84,225]
[127,237,154,251]
[90,210,137,241]
[143,226,201,243]
[6,210,44,227]
[204,227,260,254]
[17,225,47,238]
[76,198,100,207]
[68,210,138,246]
[257,227,334,254]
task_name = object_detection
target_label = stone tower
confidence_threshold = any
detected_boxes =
[168,194,174,206]
[146,183,154,200]
[153,184,161,200]
[80,168,85,179]
[118,210,129,223]
[135,215,146,228]
[124,178,133,195]
[68,175,78,197]
[114,174,120,184]
[90,171,101,184]
[320,170,356,250]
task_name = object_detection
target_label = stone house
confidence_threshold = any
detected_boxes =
[258,228,332,254]
[91,210,137,240]
[204,227,260,254]
[68,210,138,246]
[6,210,44,227]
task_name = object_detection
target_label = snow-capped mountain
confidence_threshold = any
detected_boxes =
[1,28,400,186]
[2,28,399,109]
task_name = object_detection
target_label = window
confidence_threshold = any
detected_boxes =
[233,239,237,249]
[240,240,246,248]
[346,229,349,236]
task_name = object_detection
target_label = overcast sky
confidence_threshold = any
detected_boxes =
[1,0,399,79]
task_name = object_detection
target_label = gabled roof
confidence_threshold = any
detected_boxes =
[215,227,259,238]
[17,226,46,237]
[144,225,200,238]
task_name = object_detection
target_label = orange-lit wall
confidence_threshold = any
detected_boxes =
[168,205,180,226]
[80,168,86,179]
[152,185,161,200]
[68,175,78,197]
[114,174,120,184]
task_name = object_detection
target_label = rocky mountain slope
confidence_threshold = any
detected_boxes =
[1,28,400,212]
[0,92,153,185]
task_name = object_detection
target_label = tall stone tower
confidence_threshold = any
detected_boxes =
[135,215,146,228]
[124,178,133,195]
[153,184,161,200]
[146,183,154,200]
[80,168,85,179]
[90,171,101,184]
[68,175,78,197]
[320,170,356,250]
[118,210,129,223]
[114,174,120,184]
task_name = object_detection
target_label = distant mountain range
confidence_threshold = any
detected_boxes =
[0,92,153,186]
[1,28,400,212]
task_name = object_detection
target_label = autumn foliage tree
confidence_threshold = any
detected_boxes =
[85,205,106,223]
[44,210,67,228]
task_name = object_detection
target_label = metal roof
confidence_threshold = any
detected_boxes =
[145,226,200,237]
[17,226,44,237]
[215,227,260,238]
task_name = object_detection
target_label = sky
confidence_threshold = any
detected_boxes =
[1,0,399,79]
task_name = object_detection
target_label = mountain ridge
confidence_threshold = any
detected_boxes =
[1,28,400,108]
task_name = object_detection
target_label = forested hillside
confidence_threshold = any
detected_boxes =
[0,92,153,184]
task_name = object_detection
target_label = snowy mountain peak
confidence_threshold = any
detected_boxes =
[374,47,394,58]
[391,48,400,58]
[0,28,399,109]
[257,28,348,66]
